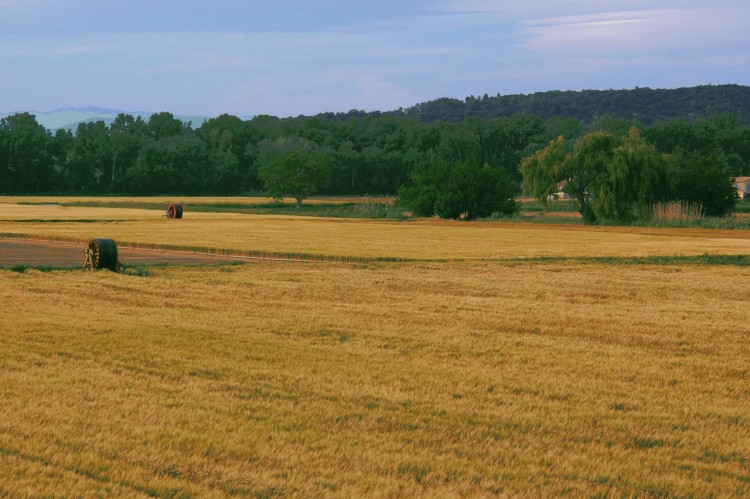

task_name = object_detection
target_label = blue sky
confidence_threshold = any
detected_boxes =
[1,0,748,117]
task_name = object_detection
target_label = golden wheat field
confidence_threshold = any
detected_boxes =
[1,198,749,496]
[1,201,749,261]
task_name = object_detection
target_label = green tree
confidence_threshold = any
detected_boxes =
[437,122,481,165]
[148,112,186,140]
[49,128,74,187]
[644,119,696,154]
[0,120,11,191]
[197,114,260,191]
[0,113,53,192]
[397,157,448,217]
[127,135,213,194]
[675,151,738,216]
[435,161,518,220]
[520,135,568,208]
[602,127,673,220]
[66,121,111,192]
[558,132,619,223]
[588,115,642,136]
[398,157,518,220]
[545,116,582,141]
[481,114,545,181]
[257,137,332,208]
[108,114,145,191]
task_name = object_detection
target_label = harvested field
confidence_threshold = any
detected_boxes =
[1,197,749,496]
[1,261,749,496]
[2,199,747,263]
[2,214,749,261]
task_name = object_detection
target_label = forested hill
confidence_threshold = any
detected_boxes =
[382,85,750,125]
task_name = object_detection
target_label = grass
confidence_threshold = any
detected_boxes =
[517,198,580,213]
[0,195,406,219]
[3,264,75,273]
[55,200,407,220]
[3,196,571,222]
[1,261,749,496]
[734,199,750,213]
[633,215,750,230]
[6,195,750,228]
[0,195,393,206]
[0,197,404,221]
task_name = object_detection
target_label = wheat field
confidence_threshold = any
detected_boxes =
[1,201,749,261]
[1,262,749,496]
[0,199,749,496]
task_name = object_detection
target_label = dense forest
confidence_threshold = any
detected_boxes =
[1,85,748,220]
[340,84,750,125]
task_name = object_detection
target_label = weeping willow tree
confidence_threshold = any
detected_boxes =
[520,128,673,224]
[519,135,567,208]
[605,127,673,220]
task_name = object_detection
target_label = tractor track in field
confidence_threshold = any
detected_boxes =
[6,235,748,270]
[0,237,314,268]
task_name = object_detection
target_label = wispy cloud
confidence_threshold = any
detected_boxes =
[521,5,750,55]
[521,10,670,53]
[434,0,699,15]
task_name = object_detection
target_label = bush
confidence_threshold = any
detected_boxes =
[398,158,519,220]
[675,152,738,217]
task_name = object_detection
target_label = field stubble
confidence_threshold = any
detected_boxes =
[1,201,749,261]
[0,198,749,496]
[1,261,749,496]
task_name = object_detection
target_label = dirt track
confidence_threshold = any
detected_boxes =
[0,238,253,268]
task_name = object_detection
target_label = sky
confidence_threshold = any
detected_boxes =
[1,0,748,117]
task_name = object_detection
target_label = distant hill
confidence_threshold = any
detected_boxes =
[0,107,210,132]
[390,85,750,125]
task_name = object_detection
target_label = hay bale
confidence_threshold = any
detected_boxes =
[84,238,119,271]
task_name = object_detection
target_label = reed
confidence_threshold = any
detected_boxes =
[646,201,704,222]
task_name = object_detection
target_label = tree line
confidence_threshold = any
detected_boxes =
[0,109,747,221]
[392,84,750,125]
[0,111,550,196]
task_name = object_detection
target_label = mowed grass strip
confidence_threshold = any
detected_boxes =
[0,195,392,206]
[0,197,405,221]
[0,261,748,496]
[0,202,248,222]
